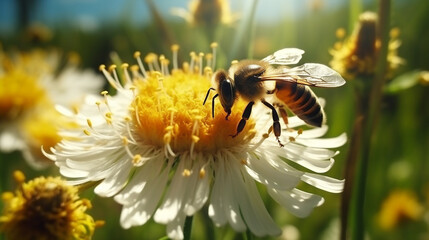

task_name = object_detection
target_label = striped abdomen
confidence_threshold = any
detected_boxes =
[274,81,325,127]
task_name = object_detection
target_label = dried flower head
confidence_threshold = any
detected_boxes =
[330,12,403,80]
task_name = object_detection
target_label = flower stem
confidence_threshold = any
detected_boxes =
[183,215,194,240]
[352,0,391,240]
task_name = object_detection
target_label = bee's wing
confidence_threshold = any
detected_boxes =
[260,63,346,88]
[261,48,305,65]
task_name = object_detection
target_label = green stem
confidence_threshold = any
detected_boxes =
[183,215,194,240]
[230,0,259,59]
[245,229,254,240]
[349,0,363,32]
[353,1,391,240]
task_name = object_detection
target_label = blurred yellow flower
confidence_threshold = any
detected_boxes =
[378,189,423,230]
[171,0,239,26]
[330,12,403,80]
[0,48,103,169]
[0,170,103,240]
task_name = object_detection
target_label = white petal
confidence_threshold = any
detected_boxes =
[295,133,347,148]
[301,173,344,193]
[245,153,302,190]
[154,157,190,224]
[114,156,164,204]
[183,156,211,215]
[120,161,172,228]
[231,165,281,237]
[94,159,132,197]
[0,127,25,152]
[166,213,185,240]
[268,188,324,218]
[209,157,246,231]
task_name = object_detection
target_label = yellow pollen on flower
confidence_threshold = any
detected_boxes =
[121,136,129,146]
[132,154,142,165]
[131,65,255,154]
[182,169,192,177]
[171,44,180,52]
[108,64,117,72]
[240,159,248,165]
[192,135,200,143]
[99,64,106,71]
[87,119,93,128]
[0,173,100,240]
[2,192,14,201]
[95,220,106,228]
[289,136,296,142]
[124,116,132,122]
[101,90,108,96]
[335,28,346,39]
[83,129,91,136]
[13,170,26,184]
[199,168,206,178]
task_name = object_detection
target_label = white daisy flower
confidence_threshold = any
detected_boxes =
[45,44,346,239]
[0,49,104,169]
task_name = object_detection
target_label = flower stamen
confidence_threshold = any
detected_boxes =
[171,44,180,71]
[210,42,218,70]
[133,51,148,78]
[121,63,131,85]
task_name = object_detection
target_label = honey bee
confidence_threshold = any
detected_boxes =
[204,48,345,146]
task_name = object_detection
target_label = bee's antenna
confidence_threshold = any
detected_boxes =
[203,88,218,118]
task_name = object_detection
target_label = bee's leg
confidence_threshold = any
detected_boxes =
[277,104,289,128]
[211,94,218,118]
[262,99,284,147]
[231,101,254,138]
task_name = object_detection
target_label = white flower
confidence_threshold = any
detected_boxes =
[0,49,104,169]
[46,45,346,239]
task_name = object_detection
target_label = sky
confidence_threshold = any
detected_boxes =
[0,0,351,34]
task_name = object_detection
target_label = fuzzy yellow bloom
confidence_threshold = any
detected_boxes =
[378,189,423,230]
[170,0,238,26]
[0,171,103,240]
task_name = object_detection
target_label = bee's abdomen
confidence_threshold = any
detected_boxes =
[275,82,325,127]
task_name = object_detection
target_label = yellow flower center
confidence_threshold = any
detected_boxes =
[0,172,98,240]
[0,70,46,121]
[21,107,76,162]
[131,70,256,154]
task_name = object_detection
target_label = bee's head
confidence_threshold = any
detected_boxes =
[213,70,236,119]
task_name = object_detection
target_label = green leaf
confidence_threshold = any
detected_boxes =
[385,70,421,94]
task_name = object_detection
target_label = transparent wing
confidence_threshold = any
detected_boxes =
[261,48,305,65]
[260,63,346,88]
